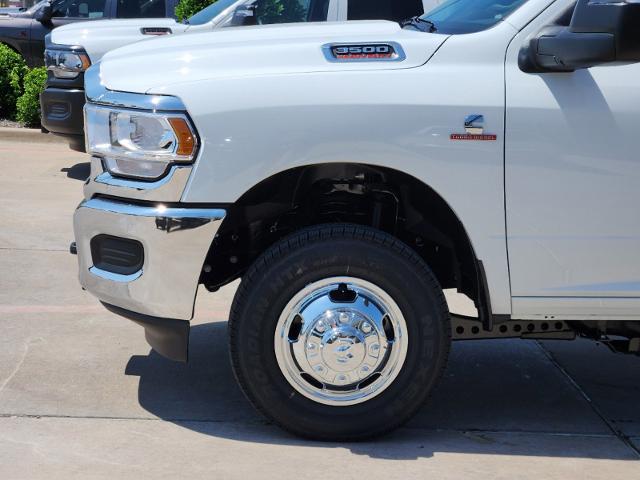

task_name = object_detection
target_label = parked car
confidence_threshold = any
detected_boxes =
[0,0,179,67]
[42,0,435,151]
[71,0,640,440]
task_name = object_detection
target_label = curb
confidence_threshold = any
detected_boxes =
[0,127,68,145]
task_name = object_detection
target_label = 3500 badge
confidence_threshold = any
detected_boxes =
[323,43,405,62]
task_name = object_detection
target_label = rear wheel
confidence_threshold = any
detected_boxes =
[229,224,451,440]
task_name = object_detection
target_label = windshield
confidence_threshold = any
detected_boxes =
[187,0,240,25]
[420,0,528,34]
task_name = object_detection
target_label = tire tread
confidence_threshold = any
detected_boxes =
[228,224,451,441]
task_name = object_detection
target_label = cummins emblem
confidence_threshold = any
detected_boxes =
[451,115,497,141]
[323,42,406,62]
[464,114,484,134]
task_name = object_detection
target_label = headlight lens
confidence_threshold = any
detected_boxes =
[85,104,198,180]
[45,49,91,79]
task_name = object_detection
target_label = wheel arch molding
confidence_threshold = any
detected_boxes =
[199,162,499,329]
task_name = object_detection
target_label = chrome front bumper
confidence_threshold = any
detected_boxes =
[73,198,226,321]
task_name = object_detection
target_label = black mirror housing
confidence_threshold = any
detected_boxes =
[34,3,53,24]
[571,0,640,61]
[520,0,640,73]
[230,4,257,26]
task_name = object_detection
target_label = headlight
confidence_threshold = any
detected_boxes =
[85,104,198,180]
[45,48,91,79]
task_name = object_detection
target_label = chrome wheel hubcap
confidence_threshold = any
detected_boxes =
[275,277,408,406]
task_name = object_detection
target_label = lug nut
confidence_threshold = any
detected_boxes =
[316,321,326,333]
[339,312,349,324]
[361,322,372,334]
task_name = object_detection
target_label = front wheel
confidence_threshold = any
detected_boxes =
[229,225,451,440]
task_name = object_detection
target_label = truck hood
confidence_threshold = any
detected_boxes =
[97,21,448,95]
[50,18,189,62]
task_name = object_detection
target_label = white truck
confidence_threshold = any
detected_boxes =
[41,0,436,151]
[72,0,640,440]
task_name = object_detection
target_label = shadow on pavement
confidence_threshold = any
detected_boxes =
[125,322,639,461]
[61,162,90,181]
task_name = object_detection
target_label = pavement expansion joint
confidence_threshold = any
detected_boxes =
[0,247,69,252]
[535,341,640,459]
[0,413,629,441]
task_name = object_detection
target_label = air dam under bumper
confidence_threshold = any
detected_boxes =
[73,198,226,360]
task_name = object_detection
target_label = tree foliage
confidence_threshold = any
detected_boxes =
[0,44,27,120]
[174,0,215,21]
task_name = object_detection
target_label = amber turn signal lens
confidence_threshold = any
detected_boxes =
[79,53,92,71]
[169,117,196,157]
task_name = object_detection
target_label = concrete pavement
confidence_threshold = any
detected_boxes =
[0,139,638,479]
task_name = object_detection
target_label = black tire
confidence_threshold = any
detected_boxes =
[229,224,451,440]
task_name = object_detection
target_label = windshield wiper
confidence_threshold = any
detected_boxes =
[400,16,437,33]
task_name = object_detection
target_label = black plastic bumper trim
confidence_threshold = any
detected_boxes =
[90,234,144,276]
[102,302,190,362]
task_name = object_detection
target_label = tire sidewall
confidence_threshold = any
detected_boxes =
[231,232,450,439]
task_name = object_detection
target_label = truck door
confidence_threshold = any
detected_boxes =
[505,0,640,319]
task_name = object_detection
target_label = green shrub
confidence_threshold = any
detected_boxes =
[16,67,47,127]
[10,63,29,98]
[0,44,27,120]
[175,0,216,22]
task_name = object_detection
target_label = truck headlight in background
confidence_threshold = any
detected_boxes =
[44,49,91,79]
[85,104,198,180]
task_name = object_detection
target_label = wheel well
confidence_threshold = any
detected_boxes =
[202,163,490,323]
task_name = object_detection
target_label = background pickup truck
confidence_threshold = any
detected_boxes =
[0,7,25,16]
[72,0,640,441]
[0,0,179,67]
[41,0,436,151]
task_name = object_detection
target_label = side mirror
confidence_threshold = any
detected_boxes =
[230,4,257,26]
[520,0,640,73]
[34,3,53,25]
